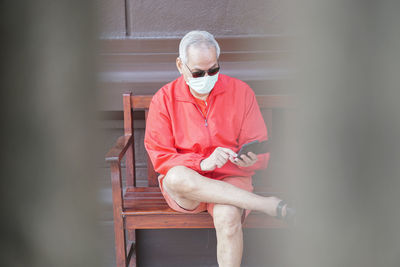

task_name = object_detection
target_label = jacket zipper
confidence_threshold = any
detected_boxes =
[193,99,213,147]
[194,103,209,127]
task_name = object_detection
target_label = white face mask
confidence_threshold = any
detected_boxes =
[186,73,219,94]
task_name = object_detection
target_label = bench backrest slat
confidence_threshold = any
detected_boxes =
[128,95,294,109]
[144,109,159,186]
[123,93,135,187]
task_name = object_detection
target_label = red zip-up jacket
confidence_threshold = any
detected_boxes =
[144,74,269,180]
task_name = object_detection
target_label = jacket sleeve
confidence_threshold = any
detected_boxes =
[236,89,270,172]
[144,94,204,175]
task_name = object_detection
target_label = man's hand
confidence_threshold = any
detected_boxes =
[200,147,237,171]
[231,152,258,168]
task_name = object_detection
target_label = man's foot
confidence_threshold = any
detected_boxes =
[262,196,286,216]
[275,200,288,219]
[264,196,295,225]
[276,200,296,225]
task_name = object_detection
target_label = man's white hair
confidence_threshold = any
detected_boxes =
[179,30,220,64]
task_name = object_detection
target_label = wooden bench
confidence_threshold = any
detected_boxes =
[105,92,293,267]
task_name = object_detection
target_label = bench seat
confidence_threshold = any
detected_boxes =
[122,186,287,229]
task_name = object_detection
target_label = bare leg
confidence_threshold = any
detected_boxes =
[162,166,287,267]
[213,204,243,267]
[162,165,286,217]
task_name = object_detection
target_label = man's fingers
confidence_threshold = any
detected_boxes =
[240,154,253,165]
[234,158,246,167]
[230,152,257,167]
[219,147,237,158]
[215,157,226,168]
[230,156,244,166]
[213,147,254,168]
[216,158,227,167]
[217,151,229,160]
[232,156,244,165]
[216,153,229,163]
[247,152,258,161]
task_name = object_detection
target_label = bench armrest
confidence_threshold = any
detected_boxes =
[105,135,134,163]
[106,136,133,219]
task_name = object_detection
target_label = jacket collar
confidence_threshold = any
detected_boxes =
[175,75,226,103]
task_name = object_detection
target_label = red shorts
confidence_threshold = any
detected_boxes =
[158,174,254,223]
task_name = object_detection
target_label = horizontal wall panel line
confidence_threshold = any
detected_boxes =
[98,35,291,53]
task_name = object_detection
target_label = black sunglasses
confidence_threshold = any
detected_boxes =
[184,62,220,78]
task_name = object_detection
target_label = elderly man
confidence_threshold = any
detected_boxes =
[144,30,292,267]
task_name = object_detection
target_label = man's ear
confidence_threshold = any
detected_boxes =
[176,57,183,74]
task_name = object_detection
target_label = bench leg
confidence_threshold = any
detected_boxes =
[127,230,137,267]
[113,214,127,267]
[110,162,128,266]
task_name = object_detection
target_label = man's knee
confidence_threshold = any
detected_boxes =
[163,165,197,194]
[213,204,243,237]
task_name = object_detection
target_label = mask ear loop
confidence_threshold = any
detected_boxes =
[184,62,206,78]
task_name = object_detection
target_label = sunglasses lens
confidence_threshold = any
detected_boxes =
[192,71,205,78]
[208,67,220,76]
[189,65,220,78]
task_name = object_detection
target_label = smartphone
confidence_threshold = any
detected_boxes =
[236,140,269,158]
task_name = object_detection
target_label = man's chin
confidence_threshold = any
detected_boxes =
[189,88,210,99]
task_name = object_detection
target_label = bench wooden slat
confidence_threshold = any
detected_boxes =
[125,187,161,192]
[124,212,286,229]
[130,95,294,109]
[125,213,214,229]
[144,109,159,186]
[123,93,136,187]
[124,186,284,196]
